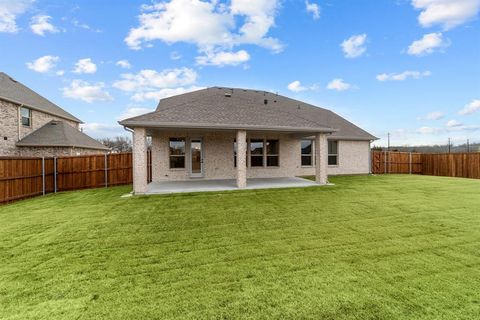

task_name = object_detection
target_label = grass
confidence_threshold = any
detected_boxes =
[0,175,479,319]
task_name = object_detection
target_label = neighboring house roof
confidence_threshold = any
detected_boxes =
[16,121,109,151]
[120,87,377,140]
[0,72,82,123]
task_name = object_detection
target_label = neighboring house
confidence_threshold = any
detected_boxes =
[0,72,108,157]
[120,87,377,194]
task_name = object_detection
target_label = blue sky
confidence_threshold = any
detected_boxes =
[0,0,479,146]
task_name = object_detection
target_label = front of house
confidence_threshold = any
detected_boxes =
[120,87,377,193]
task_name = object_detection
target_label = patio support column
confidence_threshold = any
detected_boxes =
[315,133,328,184]
[236,130,247,188]
[133,127,148,194]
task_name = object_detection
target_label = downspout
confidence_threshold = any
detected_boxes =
[369,140,373,175]
[17,104,24,140]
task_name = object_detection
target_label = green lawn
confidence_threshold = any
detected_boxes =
[0,175,479,319]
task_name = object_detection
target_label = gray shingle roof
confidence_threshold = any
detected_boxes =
[0,72,82,123]
[16,121,109,150]
[119,87,377,140]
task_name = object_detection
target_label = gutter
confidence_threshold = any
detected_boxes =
[118,121,336,133]
[123,126,134,134]
[16,143,110,151]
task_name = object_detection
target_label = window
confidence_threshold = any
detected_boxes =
[266,140,279,167]
[21,107,31,127]
[235,138,280,168]
[301,139,313,166]
[328,140,338,166]
[169,138,185,169]
[250,139,264,167]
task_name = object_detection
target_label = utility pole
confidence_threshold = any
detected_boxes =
[467,139,470,153]
[448,138,451,153]
[387,132,390,151]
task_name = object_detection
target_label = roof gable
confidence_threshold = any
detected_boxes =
[0,72,82,123]
[16,120,109,150]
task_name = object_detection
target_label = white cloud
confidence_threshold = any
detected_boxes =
[196,49,250,66]
[26,55,59,73]
[407,32,448,56]
[170,51,182,60]
[287,80,319,93]
[305,1,320,19]
[113,67,201,101]
[56,70,65,76]
[417,126,441,134]
[287,80,307,92]
[446,119,463,127]
[0,0,34,33]
[341,33,367,58]
[459,99,480,115]
[30,15,58,36]
[116,59,131,69]
[113,68,197,92]
[125,0,283,59]
[376,70,431,81]
[80,123,124,138]
[424,111,445,120]
[118,107,154,120]
[63,80,113,103]
[327,78,352,91]
[131,86,204,101]
[411,0,480,30]
[71,19,101,32]
[73,58,97,74]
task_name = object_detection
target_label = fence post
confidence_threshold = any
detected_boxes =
[384,151,387,174]
[42,157,45,195]
[104,153,108,187]
[54,157,57,193]
[409,152,412,174]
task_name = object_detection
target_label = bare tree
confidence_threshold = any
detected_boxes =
[98,136,132,153]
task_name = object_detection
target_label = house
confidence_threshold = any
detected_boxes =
[0,72,109,157]
[119,87,377,194]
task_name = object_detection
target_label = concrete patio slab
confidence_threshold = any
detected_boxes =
[145,177,322,195]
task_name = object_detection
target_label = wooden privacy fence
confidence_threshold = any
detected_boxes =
[371,151,422,174]
[371,151,480,179]
[421,153,480,179]
[0,152,152,204]
[2,150,479,204]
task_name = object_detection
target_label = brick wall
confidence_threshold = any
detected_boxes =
[0,98,82,156]
[150,130,371,182]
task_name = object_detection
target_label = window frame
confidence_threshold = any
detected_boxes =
[266,139,279,167]
[168,137,186,169]
[20,107,32,127]
[328,140,339,166]
[249,139,264,167]
[301,139,314,167]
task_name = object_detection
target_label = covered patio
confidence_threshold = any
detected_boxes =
[130,128,330,194]
[145,177,320,194]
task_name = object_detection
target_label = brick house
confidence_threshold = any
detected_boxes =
[119,87,377,194]
[0,72,108,157]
